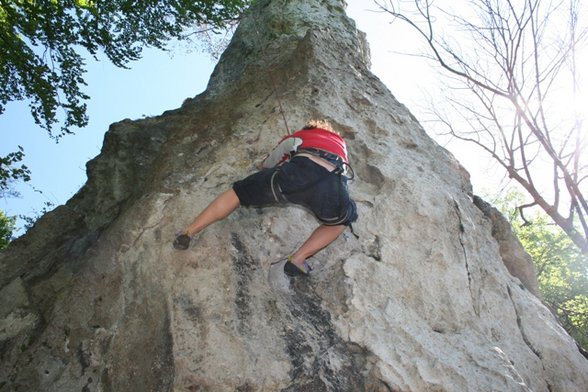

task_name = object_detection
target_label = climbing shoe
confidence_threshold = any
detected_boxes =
[283,259,313,277]
[173,233,191,250]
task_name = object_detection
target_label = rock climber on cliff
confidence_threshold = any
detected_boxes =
[173,119,358,276]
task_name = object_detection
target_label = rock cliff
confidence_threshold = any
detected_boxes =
[1,0,587,391]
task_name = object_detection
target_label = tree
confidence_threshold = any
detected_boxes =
[0,0,250,139]
[492,189,588,351]
[377,0,588,253]
[0,209,16,249]
[0,145,31,197]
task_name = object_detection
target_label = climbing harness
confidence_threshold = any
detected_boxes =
[269,150,359,238]
[296,148,355,181]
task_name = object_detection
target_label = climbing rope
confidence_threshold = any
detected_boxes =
[252,10,291,135]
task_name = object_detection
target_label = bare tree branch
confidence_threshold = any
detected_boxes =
[378,0,588,253]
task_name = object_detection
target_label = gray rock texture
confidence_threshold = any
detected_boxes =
[473,195,540,296]
[1,0,587,391]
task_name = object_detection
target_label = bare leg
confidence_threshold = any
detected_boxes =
[290,224,346,265]
[184,189,240,237]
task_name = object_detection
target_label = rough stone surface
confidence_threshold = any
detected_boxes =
[1,0,587,391]
[473,195,540,296]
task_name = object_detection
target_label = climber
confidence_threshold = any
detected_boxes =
[173,119,358,276]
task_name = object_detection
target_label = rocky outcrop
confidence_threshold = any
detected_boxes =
[473,195,540,296]
[1,0,587,391]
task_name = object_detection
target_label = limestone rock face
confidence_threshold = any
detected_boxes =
[1,0,587,391]
[473,195,540,296]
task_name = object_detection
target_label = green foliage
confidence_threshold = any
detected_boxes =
[493,189,588,350]
[0,209,16,249]
[517,217,588,349]
[0,146,31,196]
[0,0,251,139]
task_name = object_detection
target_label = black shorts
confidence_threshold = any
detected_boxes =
[233,156,358,226]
